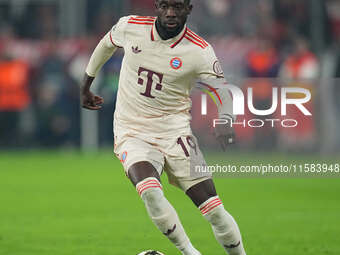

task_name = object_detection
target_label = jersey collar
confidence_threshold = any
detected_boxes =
[151,20,187,48]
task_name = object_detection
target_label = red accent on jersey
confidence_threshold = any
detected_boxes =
[109,31,122,48]
[170,27,187,48]
[184,35,206,49]
[186,31,208,48]
[151,26,155,41]
[129,17,156,22]
[128,21,154,25]
[134,16,156,20]
[187,29,208,46]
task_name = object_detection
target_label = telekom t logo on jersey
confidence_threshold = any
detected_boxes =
[138,67,163,98]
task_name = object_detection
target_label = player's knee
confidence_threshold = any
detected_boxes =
[186,179,217,207]
[128,161,161,186]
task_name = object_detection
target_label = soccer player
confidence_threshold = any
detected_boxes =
[81,1,246,254]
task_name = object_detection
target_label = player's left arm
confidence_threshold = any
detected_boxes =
[196,45,236,151]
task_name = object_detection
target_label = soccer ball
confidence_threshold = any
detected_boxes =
[137,250,165,255]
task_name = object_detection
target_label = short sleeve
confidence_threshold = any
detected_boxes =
[106,16,129,48]
[196,45,224,80]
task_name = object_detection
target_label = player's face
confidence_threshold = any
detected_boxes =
[155,0,192,32]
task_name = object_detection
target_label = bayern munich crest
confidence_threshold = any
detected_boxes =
[120,151,127,163]
[170,57,183,70]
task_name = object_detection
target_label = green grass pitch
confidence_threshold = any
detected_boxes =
[0,151,339,255]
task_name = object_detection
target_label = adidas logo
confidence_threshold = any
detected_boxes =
[163,224,176,236]
[132,46,142,54]
[224,241,241,249]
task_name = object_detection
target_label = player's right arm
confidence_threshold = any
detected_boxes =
[81,17,128,110]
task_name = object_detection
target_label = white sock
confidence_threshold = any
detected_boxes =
[200,196,246,255]
[137,178,201,255]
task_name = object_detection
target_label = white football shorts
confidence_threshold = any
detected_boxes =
[114,129,211,192]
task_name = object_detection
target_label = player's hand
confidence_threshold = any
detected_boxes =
[81,89,104,110]
[214,118,235,151]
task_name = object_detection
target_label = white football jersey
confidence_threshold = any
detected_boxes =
[106,15,223,137]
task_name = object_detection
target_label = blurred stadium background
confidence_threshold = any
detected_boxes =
[0,1,340,255]
[0,0,340,153]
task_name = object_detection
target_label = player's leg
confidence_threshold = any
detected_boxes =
[128,161,161,185]
[128,162,201,255]
[186,179,246,255]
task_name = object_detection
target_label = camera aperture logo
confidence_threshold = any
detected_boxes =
[198,81,312,128]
